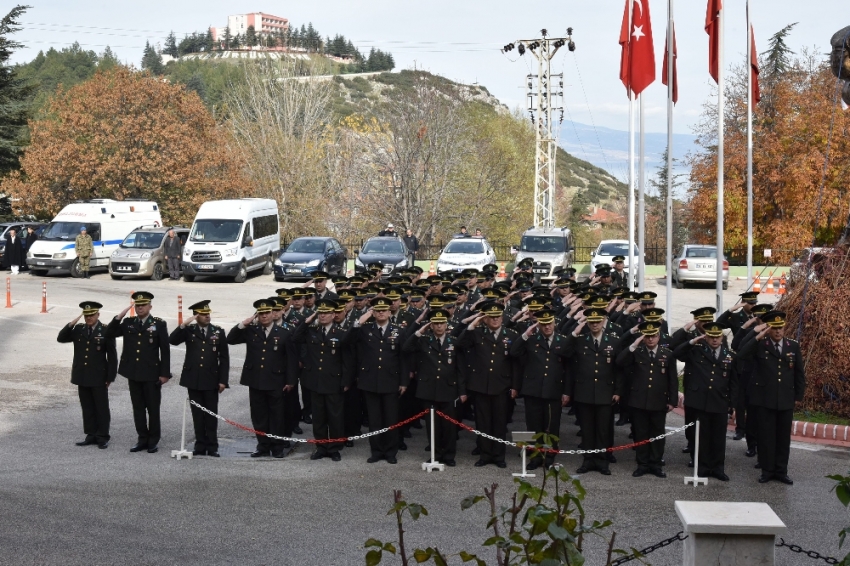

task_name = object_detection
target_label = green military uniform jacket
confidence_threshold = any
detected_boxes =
[75,234,93,257]
[616,344,678,411]
[563,330,623,405]
[106,315,171,381]
[735,334,805,411]
[57,321,117,386]
[403,331,466,403]
[169,324,230,391]
[672,340,737,414]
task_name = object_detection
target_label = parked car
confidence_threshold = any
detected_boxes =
[671,244,729,289]
[436,236,497,273]
[0,222,46,266]
[274,237,347,281]
[590,239,642,281]
[354,236,411,277]
[514,227,574,279]
[109,226,189,281]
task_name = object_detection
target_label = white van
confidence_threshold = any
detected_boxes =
[181,198,280,283]
[26,199,162,278]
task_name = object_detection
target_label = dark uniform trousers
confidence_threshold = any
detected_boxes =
[188,389,219,452]
[694,410,728,475]
[250,388,286,453]
[425,400,458,461]
[474,392,508,463]
[363,392,400,458]
[525,396,564,466]
[631,408,666,469]
[344,385,363,436]
[106,316,170,448]
[312,391,344,454]
[574,402,613,471]
[755,407,792,476]
[78,385,111,443]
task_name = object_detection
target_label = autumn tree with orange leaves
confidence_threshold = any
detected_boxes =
[687,51,850,263]
[2,67,250,225]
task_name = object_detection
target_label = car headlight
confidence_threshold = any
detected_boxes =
[274,258,282,266]
[183,249,191,257]
[111,250,118,257]
[307,259,321,267]
[26,250,32,258]
[53,252,66,259]
[354,257,364,267]
[396,259,407,267]
[224,247,238,257]
[141,252,151,259]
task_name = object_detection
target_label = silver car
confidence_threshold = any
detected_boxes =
[109,226,189,280]
[672,244,729,290]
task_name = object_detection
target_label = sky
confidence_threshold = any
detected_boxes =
[9,1,839,140]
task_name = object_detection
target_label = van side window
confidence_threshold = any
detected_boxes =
[252,215,278,240]
[87,223,102,242]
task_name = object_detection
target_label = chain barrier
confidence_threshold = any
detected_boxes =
[776,538,840,565]
[608,531,688,565]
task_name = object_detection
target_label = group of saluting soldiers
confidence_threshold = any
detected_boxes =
[58,254,805,483]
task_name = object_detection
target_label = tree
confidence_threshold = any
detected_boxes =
[223,26,231,50]
[163,31,178,57]
[1,67,249,224]
[99,46,119,70]
[760,23,798,128]
[246,25,257,47]
[141,41,163,75]
[0,4,35,174]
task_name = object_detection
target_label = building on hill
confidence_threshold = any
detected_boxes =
[581,206,624,229]
[211,13,289,42]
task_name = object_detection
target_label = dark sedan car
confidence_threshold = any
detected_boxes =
[274,237,347,281]
[353,237,412,277]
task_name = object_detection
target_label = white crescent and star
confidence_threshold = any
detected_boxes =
[631,0,645,41]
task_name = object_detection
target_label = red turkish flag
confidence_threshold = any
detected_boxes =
[706,0,722,83]
[619,0,656,97]
[750,25,761,103]
[662,23,678,104]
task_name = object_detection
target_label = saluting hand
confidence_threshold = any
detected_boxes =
[69,313,83,327]
[524,322,539,337]
[116,300,134,320]
[742,316,758,329]
[572,319,586,337]
[631,334,645,349]
[242,313,257,326]
[683,320,696,331]
[417,322,432,335]
[183,314,197,327]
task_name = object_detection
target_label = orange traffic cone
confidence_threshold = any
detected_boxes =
[779,273,786,295]
[428,261,436,276]
[765,272,775,294]
[753,275,761,293]
[498,262,506,279]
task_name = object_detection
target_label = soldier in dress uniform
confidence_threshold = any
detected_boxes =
[510,308,570,469]
[562,307,623,475]
[718,291,760,441]
[227,299,298,458]
[457,301,518,468]
[58,301,117,449]
[616,321,678,478]
[352,297,408,464]
[271,295,306,433]
[387,287,416,327]
[610,256,628,288]
[673,321,737,481]
[107,291,171,453]
[307,271,339,301]
[736,311,805,485]
[169,300,230,457]
[292,299,352,462]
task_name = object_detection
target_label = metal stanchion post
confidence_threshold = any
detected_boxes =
[421,406,445,472]
[512,431,536,478]
[171,397,193,460]
[684,419,707,486]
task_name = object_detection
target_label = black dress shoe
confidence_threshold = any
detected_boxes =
[576,430,583,436]
[607,453,617,463]
[398,441,407,451]
[599,469,612,476]
[660,459,666,466]
[755,462,762,469]
[733,432,745,440]
[147,446,159,454]
[444,459,456,467]
[632,468,648,477]
[97,442,109,450]
[628,432,634,439]
[758,474,772,483]
[682,446,692,454]
[292,426,303,435]
[575,466,589,474]
[271,451,285,458]
[386,457,398,464]
[403,430,412,438]
[76,437,97,446]
[496,461,507,468]
[310,452,325,460]
[712,471,730,481]
[688,460,694,468]
[651,468,667,478]
[424,445,430,451]
[615,418,628,426]
[474,459,489,467]
[471,447,481,456]
[302,416,313,424]
[250,450,270,458]
[130,443,147,452]
[208,452,220,457]
[411,420,423,429]
[775,474,793,485]
[367,456,381,463]
[745,448,757,457]
[526,461,542,471]
[344,440,354,448]
[192,449,206,456]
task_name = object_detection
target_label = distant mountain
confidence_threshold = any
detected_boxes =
[558,120,697,189]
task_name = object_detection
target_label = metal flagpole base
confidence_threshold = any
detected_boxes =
[421,406,445,472]
[171,397,193,460]
[512,432,536,478]
[684,419,707,486]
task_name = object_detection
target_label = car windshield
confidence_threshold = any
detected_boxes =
[362,240,405,254]
[598,242,637,256]
[121,232,164,249]
[520,236,566,253]
[286,239,326,254]
[686,248,717,258]
[190,220,243,243]
[444,240,485,254]
[41,222,90,241]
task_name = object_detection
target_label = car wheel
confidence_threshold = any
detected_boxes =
[275,276,284,282]
[675,275,684,289]
[151,262,164,281]
[183,275,195,282]
[722,281,728,290]
[233,263,248,283]
[262,256,273,275]
[110,273,122,280]
[70,259,83,278]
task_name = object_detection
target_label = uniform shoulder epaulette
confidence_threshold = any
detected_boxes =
[154,317,163,322]
[787,338,798,344]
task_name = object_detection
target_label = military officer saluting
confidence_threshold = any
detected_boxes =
[107,292,171,453]
[169,300,230,457]
[736,311,805,485]
[616,321,678,478]
[57,301,117,449]
[673,321,737,481]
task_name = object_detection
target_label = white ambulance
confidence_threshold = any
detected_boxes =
[26,199,162,277]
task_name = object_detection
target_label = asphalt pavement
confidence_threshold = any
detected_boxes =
[0,270,846,565]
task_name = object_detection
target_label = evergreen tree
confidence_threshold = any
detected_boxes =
[0,4,35,174]
[204,29,213,52]
[246,25,257,47]
[164,31,178,57]
[231,33,241,49]
[762,23,797,80]
[223,26,231,50]
[184,73,206,103]
[141,41,164,74]
[99,46,119,70]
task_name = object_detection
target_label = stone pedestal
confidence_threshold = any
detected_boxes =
[675,501,786,566]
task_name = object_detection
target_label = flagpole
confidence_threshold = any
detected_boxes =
[746,0,754,287]
[638,94,646,292]
[628,1,636,292]
[666,0,674,320]
[716,3,725,312]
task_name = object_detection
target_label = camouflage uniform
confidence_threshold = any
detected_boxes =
[75,233,93,275]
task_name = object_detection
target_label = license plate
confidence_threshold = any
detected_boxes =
[286,268,301,274]
[533,268,548,274]
[37,262,45,266]
[695,263,712,270]
[197,264,214,270]
[382,267,392,274]
[117,266,132,271]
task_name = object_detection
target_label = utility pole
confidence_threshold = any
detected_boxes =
[503,29,575,231]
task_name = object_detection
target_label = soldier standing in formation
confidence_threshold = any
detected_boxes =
[57,301,117,449]
[107,292,171,453]
[75,226,94,278]
[169,300,229,457]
